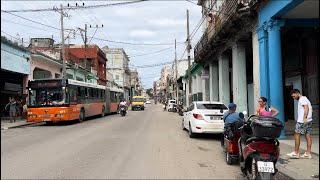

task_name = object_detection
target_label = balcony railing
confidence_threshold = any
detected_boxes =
[194,0,257,61]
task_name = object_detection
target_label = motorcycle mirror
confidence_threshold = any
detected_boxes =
[239,112,244,119]
[242,111,248,115]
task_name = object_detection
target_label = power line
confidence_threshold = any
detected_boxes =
[1,10,184,46]
[130,59,188,69]
[2,0,149,13]
[1,10,60,30]
[129,47,173,57]
[2,19,60,34]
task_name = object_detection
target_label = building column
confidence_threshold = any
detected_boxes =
[232,42,248,113]
[218,54,230,105]
[258,23,269,100]
[252,24,261,113]
[267,19,285,138]
[209,63,219,101]
[201,72,206,101]
[185,80,190,107]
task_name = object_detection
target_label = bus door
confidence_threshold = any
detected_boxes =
[105,89,111,114]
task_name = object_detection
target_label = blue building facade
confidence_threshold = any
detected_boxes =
[257,0,319,137]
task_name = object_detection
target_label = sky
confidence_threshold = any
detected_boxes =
[1,0,203,89]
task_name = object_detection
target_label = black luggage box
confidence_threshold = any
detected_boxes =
[250,116,283,138]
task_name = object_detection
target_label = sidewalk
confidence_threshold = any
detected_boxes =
[1,118,38,130]
[277,135,319,179]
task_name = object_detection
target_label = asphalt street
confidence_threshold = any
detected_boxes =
[1,104,253,179]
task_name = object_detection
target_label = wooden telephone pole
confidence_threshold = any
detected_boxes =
[186,9,192,104]
[175,39,178,103]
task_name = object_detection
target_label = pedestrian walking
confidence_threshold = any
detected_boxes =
[287,89,313,159]
[5,97,18,123]
[256,97,279,117]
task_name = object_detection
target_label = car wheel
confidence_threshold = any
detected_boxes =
[189,123,196,138]
[182,119,186,130]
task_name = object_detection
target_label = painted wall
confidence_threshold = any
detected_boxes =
[29,54,61,81]
[1,42,30,75]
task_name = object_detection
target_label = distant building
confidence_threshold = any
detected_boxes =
[65,45,107,85]
[102,46,131,101]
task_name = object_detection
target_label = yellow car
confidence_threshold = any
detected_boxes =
[131,96,145,111]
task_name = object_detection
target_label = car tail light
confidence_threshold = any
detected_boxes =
[193,113,204,120]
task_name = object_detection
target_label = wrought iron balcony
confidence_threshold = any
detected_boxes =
[194,0,259,63]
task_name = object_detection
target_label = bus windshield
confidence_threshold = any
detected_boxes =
[29,88,67,107]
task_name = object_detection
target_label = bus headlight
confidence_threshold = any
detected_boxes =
[55,114,64,118]
[28,114,37,118]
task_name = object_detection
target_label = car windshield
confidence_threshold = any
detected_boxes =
[196,103,227,110]
[133,98,145,102]
[29,88,67,106]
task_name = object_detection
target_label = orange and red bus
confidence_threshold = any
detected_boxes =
[27,79,123,123]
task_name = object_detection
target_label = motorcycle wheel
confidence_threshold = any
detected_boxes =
[226,152,233,165]
[257,172,272,180]
[246,158,258,180]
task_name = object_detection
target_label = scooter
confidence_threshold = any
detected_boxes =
[238,115,283,180]
[120,106,127,116]
[223,120,243,165]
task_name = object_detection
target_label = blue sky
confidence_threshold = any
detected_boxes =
[1,0,203,89]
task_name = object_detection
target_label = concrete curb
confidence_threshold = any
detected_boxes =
[1,122,41,130]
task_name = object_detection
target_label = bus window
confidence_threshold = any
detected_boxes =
[85,88,89,98]
[69,86,77,104]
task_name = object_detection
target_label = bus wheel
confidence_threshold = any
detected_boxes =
[101,106,105,117]
[79,110,85,122]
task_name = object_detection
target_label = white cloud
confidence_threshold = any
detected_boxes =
[129,30,156,38]
[149,18,185,28]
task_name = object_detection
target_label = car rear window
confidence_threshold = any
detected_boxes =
[196,103,227,110]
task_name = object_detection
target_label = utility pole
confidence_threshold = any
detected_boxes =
[60,4,66,79]
[175,39,178,102]
[186,9,192,105]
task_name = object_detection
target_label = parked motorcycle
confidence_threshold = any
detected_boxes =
[238,115,283,180]
[177,104,184,116]
[120,105,127,116]
[223,120,243,165]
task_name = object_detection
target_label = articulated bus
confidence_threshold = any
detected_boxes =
[27,79,123,123]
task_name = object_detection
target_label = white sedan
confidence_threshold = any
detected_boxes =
[182,101,228,138]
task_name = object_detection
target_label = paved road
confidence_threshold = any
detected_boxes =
[1,104,246,179]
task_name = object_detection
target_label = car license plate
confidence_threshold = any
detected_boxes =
[257,161,274,173]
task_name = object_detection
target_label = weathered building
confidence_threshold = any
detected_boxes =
[1,36,30,118]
